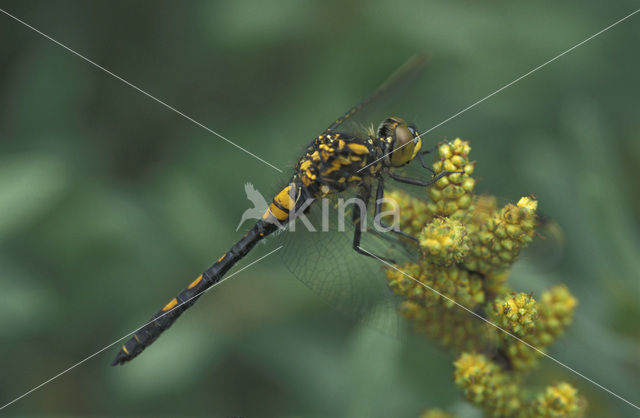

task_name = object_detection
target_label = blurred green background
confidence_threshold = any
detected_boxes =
[1,1,639,417]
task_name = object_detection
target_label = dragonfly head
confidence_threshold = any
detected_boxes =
[378,116,422,167]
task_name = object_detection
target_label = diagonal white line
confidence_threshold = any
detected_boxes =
[0,8,283,173]
[358,247,640,411]
[359,8,640,173]
[0,246,283,411]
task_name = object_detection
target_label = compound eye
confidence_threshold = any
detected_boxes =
[408,127,420,144]
[394,126,414,149]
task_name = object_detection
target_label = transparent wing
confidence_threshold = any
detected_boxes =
[277,193,417,338]
[326,54,429,138]
[526,213,565,270]
[275,188,564,346]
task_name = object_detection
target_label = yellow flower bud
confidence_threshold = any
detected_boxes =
[530,382,586,417]
[379,138,583,416]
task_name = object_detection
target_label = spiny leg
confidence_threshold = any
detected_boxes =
[417,146,437,174]
[389,170,462,187]
[420,145,437,156]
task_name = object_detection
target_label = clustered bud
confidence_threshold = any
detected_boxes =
[419,217,470,266]
[383,139,583,417]
[493,292,537,337]
[426,138,476,219]
[463,196,538,275]
[453,352,521,416]
[530,382,586,418]
[498,285,577,372]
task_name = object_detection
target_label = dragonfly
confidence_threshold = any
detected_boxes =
[111,55,460,365]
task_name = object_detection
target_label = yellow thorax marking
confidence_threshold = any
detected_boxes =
[347,143,369,155]
[299,160,312,171]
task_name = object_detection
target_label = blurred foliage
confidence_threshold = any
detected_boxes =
[0,1,639,417]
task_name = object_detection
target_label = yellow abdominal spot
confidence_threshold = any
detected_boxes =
[274,186,293,209]
[263,186,294,221]
[162,298,178,311]
[188,274,203,289]
[266,203,287,220]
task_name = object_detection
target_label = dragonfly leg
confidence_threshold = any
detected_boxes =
[420,144,437,156]
[374,178,418,242]
[351,186,396,264]
[389,170,462,187]
[417,145,440,174]
[417,153,435,174]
